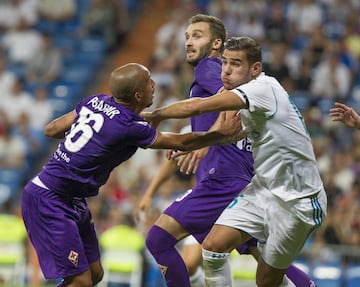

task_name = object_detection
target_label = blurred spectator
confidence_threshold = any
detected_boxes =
[37,0,76,22]
[343,13,360,65]
[27,86,53,133]
[153,9,188,67]
[0,53,16,96]
[305,25,328,68]
[13,112,41,174]
[262,42,293,90]
[322,0,351,40]
[235,12,265,43]
[207,0,266,37]
[0,76,33,125]
[25,32,63,87]
[0,117,26,170]
[112,0,131,45]
[263,2,290,45]
[206,0,238,37]
[287,0,324,38]
[0,0,38,31]
[311,42,352,100]
[1,17,42,65]
[79,0,118,51]
[293,58,312,92]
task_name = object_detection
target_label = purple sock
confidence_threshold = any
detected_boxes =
[146,225,191,287]
[56,280,66,287]
[286,264,317,287]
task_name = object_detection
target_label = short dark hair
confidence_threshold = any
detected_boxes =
[224,36,262,64]
[188,14,227,52]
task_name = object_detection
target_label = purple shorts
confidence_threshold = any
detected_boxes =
[21,181,100,279]
[164,177,257,253]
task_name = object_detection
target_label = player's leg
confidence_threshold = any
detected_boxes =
[181,236,205,287]
[76,198,104,285]
[21,182,99,287]
[202,184,259,287]
[146,214,191,287]
[242,242,317,286]
[202,224,251,287]
[256,190,326,287]
[57,260,103,287]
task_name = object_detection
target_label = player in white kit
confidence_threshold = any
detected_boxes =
[143,36,327,287]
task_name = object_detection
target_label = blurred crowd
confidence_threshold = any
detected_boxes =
[0,0,137,207]
[92,0,360,267]
[1,0,360,285]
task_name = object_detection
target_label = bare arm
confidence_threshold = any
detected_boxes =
[329,102,360,129]
[149,111,244,151]
[174,110,243,174]
[135,159,178,220]
[142,91,245,127]
[44,110,76,139]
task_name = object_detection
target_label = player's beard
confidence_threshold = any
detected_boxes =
[186,42,213,66]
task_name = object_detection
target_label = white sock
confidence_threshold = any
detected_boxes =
[202,248,232,287]
[190,266,206,287]
[278,274,296,287]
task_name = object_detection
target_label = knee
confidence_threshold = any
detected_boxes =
[202,236,223,253]
[91,267,104,285]
[67,276,93,287]
[145,225,159,254]
[145,225,176,254]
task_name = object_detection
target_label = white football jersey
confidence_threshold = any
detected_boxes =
[232,73,324,201]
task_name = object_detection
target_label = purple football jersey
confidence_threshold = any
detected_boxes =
[38,94,157,197]
[164,57,254,246]
[189,57,253,183]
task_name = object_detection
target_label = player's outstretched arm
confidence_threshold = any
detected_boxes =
[149,110,243,151]
[329,102,360,129]
[44,110,76,139]
[142,90,244,124]
[135,159,178,221]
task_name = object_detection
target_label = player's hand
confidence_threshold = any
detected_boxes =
[140,111,163,128]
[213,111,244,143]
[135,193,152,222]
[329,102,360,129]
[173,148,209,174]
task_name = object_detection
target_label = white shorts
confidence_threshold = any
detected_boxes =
[215,182,327,269]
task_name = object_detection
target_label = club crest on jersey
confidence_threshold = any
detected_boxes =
[159,264,168,276]
[68,250,79,266]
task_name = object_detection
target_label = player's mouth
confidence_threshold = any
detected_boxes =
[186,49,196,57]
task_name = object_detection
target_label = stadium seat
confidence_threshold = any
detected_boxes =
[98,224,145,287]
[79,36,106,54]
[290,91,311,112]
[311,262,343,287]
[317,98,335,116]
[59,64,93,85]
[0,214,27,286]
[345,264,360,287]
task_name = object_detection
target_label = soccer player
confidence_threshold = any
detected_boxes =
[144,36,327,287]
[20,63,241,287]
[329,102,360,129]
[144,14,317,287]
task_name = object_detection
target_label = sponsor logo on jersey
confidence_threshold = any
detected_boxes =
[68,250,79,266]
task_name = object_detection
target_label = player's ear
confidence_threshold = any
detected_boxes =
[134,91,142,103]
[212,38,222,51]
[251,62,262,77]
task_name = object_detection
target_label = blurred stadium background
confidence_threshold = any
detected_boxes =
[0,0,360,286]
